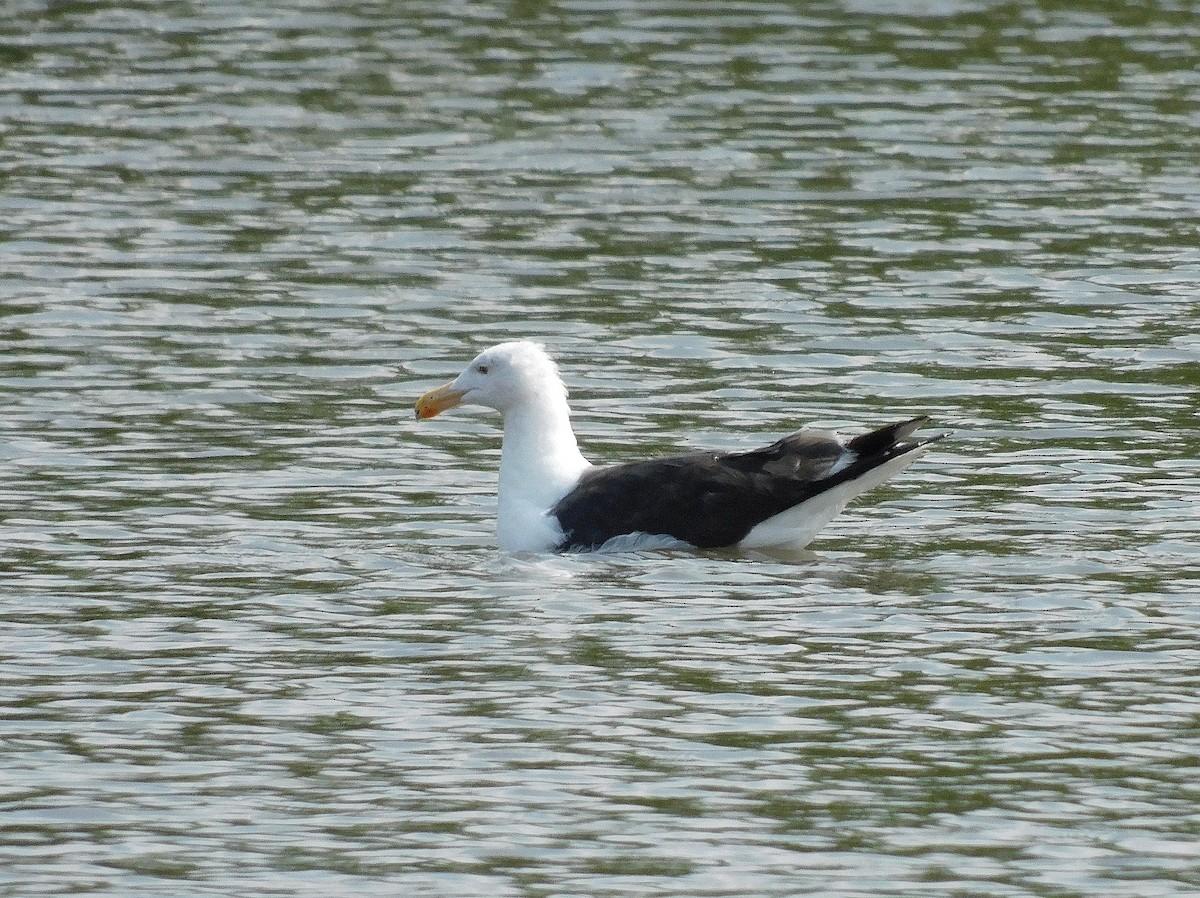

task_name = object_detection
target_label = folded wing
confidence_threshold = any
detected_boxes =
[551,416,941,552]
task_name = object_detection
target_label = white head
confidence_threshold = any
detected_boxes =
[415,341,567,419]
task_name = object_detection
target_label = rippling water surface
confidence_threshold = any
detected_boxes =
[3,1,1199,896]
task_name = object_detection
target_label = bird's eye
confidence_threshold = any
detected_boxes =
[476,364,489,374]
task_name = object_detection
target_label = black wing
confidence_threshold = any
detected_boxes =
[551,416,939,551]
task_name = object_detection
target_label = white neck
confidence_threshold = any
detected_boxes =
[496,393,590,550]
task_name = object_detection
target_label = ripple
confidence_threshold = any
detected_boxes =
[3,1,1200,896]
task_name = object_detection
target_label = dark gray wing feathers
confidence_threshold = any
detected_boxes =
[551,415,942,552]
[846,415,930,455]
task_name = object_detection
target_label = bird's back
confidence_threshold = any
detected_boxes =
[551,417,941,552]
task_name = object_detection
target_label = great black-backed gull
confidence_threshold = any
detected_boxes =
[415,341,944,553]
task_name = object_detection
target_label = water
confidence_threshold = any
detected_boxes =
[3,1,1199,896]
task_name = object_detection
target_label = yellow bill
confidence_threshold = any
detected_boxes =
[415,381,466,419]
